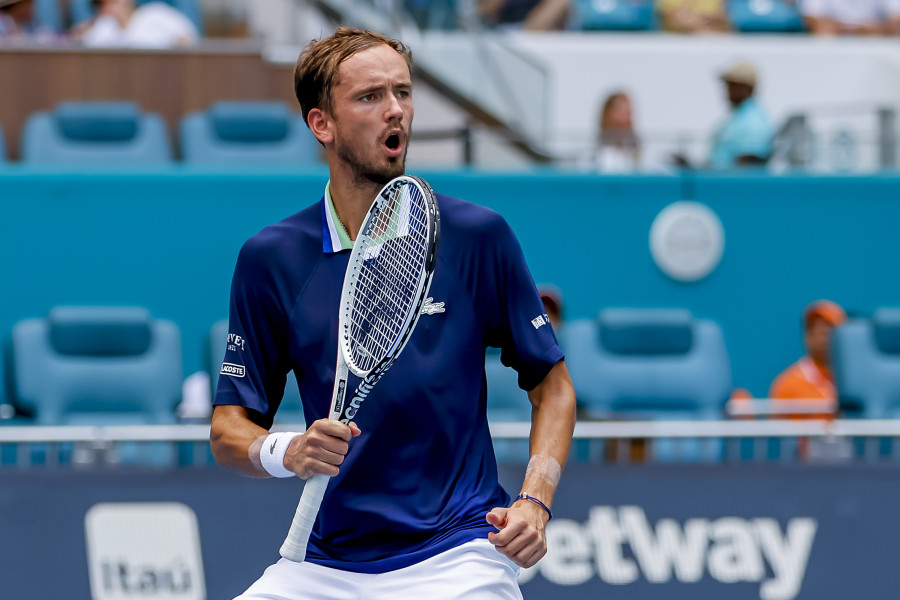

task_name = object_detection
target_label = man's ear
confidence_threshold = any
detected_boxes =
[307,108,333,145]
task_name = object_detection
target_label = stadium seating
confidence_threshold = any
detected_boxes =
[10,306,182,465]
[727,0,805,33]
[21,101,172,165]
[569,0,657,31]
[484,347,533,462]
[69,0,205,32]
[209,319,304,426]
[833,308,900,419]
[0,124,6,162]
[564,308,732,461]
[180,101,321,166]
[11,306,183,426]
[485,348,531,422]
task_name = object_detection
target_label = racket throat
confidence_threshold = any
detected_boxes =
[339,378,375,424]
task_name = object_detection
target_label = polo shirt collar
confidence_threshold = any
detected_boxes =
[321,180,354,254]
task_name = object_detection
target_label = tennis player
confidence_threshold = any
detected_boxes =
[210,27,576,599]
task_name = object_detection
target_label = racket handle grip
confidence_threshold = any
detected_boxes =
[279,474,329,562]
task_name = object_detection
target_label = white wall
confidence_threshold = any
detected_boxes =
[504,33,900,170]
[252,2,900,170]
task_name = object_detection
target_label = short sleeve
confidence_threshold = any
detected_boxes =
[482,217,564,391]
[213,239,291,428]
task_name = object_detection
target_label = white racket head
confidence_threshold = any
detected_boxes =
[337,175,440,378]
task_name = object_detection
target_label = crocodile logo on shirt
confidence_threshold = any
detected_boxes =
[421,297,445,315]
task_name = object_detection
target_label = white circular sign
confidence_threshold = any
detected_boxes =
[649,201,725,282]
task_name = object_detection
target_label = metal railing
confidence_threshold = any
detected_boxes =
[286,0,552,159]
[3,419,900,468]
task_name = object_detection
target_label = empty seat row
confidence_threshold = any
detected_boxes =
[487,307,900,462]
[489,306,900,421]
[0,307,306,466]
[488,308,732,462]
[488,308,732,423]
[3,308,305,426]
[4,305,900,465]
[569,0,804,32]
[8,101,322,166]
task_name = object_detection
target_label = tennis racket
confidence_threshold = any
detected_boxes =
[279,175,441,562]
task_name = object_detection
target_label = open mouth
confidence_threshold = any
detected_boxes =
[385,133,401,151]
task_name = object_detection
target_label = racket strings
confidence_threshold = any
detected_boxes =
[347,186,430,372]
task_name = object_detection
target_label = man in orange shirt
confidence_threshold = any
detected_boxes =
[769,300,847,417]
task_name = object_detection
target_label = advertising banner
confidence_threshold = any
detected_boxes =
[1,464,898,599]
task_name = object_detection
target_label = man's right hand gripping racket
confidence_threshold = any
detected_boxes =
[279,175,441,562]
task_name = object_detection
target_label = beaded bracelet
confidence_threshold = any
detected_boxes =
[514,492,553,521]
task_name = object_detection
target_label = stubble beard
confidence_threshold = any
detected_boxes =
[335,137,407,188]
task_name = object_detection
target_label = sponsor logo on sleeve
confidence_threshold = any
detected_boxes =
[220,363,245,378]
[226,333,247,353]
[531,314,549,330]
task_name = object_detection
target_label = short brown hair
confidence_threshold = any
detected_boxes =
[293,27,413,127]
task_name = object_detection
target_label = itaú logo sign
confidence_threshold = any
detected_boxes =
[518,506,817,600]
[85,503,205,600]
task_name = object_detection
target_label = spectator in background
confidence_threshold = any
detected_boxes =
[75,0,198,48]
[657,0,731,33]
[478,0,569,30]
[801,0,900,35]
[0,0,53,40]
[769,300,846,415]
[0,0,29,37]
[708,61,775,169]
[538,284,564,333]
[584,91,641,173]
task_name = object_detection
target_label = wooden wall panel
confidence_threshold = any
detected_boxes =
[0,45,298,160]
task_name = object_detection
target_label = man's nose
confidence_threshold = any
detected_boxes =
[385,93,405,120]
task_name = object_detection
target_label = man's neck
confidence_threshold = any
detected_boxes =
[327,173,382,241]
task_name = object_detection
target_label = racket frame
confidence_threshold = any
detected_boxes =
[279,175,440,562]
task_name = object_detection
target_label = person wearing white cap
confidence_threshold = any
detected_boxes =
[708,60,775,170]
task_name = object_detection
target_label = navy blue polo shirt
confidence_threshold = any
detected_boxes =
[214,184,563,573]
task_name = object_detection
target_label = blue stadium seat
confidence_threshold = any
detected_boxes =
[564,308,732,461]
[210,319,304,426]
[569,0,657,31]
[485,348,531,422]
[833,308,900,419]
[728,0,804,32]
[0,124,6,162]
[485,348,534,463]
[21,101,172,165]
[180,101,321,166]
[11,306,183,464]
[69,0,204,32]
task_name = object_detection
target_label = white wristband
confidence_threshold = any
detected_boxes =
[260,431,301,478]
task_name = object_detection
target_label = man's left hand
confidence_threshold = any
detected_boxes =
[485,501,549,568]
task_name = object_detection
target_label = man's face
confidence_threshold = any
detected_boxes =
[327,44,413,186]
[805,316,834,366]
[726,81,753,107]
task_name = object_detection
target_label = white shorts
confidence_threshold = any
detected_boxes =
[235,538,523,600]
